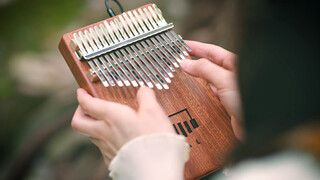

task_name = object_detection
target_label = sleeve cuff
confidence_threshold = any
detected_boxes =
[109,133,190,180]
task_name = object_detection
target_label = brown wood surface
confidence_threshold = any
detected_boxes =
[58,4,235,179]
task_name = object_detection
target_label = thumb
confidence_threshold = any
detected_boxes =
[180,59,232,90]
[137,87,163,116]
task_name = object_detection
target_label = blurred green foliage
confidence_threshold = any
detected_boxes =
[0,0,84,172]
[0,0,84,53]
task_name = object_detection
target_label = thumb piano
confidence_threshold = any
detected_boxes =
[59,4,235,179]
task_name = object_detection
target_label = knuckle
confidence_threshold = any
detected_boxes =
[193,59,210,71]
[71,118,79,131]
[92,125,102,136]
[144,104,162,116]
[198,58,210,66]
[99,108,109,119]
[79,101,89,111]
[195,59,212,75]
[143,106,157,114]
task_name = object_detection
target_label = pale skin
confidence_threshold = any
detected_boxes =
[71,40,244,165]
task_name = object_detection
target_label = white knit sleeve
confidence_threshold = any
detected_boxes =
[108,133,190,180]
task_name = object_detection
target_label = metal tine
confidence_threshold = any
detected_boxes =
[108,19,138,87]
[110,52,138,87]
[145,6,184,64]
[116,16,147,86]
[119,49,152,87]
[133,9,173,82]
[135,43,170,88]
[99,56,123,87]
[142,8,178,69]
[148,6,165,27]
[149,37,179,68]
[105,53,131,86]
[73,33,87,55]
[143,8,158,29]
[123,12,141,38]
[121,47,156,89]
[105,54,130,86]
[104,21,134,86]
[118,12,156,88]
[152,4,167,25]
[155,35,182,63]
[104,21,119,44]
[137,9,174,76]
[169,30,192,52]
[115,51,141,87]
[148,7,189,56]
[99,24,114,45]
[128,11,144,34]
[160,33,185,60]
[138,8,154,31]
[79,31,93,53]
[85,30,98,51]
[165,31,189,57]
[114,18,129,40]
[118,15,133,39]
[114,18,145,87]
[133,9,164,74]
[89,28,103,49]
[88,60,109,87]
[94,26,108,48]
[133,10,149,33]
[110,21,124,42]
[126,10,165,89]
[129,46,163,89]
[151,5,188,57]
[145,39,176,72]
[121,13,139,37]
[93,58,115,86]
[140,41,173,79]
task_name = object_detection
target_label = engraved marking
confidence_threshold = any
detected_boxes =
[177,122,188,137]
[183,121,192,133]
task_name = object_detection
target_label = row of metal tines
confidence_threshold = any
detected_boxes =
[72,4,191,89]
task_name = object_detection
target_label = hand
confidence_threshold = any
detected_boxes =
[71,87,175,165]
[180,40,244,139]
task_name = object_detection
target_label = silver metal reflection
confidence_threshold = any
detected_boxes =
[72,4,192,90]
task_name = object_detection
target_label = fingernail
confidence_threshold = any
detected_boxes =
[209,84,220,100]
[180,59,192,72]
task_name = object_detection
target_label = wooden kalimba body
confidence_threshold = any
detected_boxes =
[59,4,235,180]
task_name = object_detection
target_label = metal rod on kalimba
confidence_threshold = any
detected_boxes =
[124,47,159,88]
[98,56,120,86]
[145,39,176,72]
[95,57,116,86]
[87,60,109,87]
[118,49,152,87]
[104,54,130,86]
[109,52,138,87]
[114,51,144,86]
[92,58,113,86]
[70,4,192,90]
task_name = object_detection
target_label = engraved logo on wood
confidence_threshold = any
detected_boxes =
[169,108,201,147]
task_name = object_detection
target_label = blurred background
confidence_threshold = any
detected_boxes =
[0,0,238,179]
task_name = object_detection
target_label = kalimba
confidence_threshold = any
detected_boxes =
[59,4,235,180]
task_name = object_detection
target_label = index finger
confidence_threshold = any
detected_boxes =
[77,88,136,122]
[185,40,237,70]
[77,88,120,119]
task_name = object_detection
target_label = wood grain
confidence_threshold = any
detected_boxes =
[58,4,236,179]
